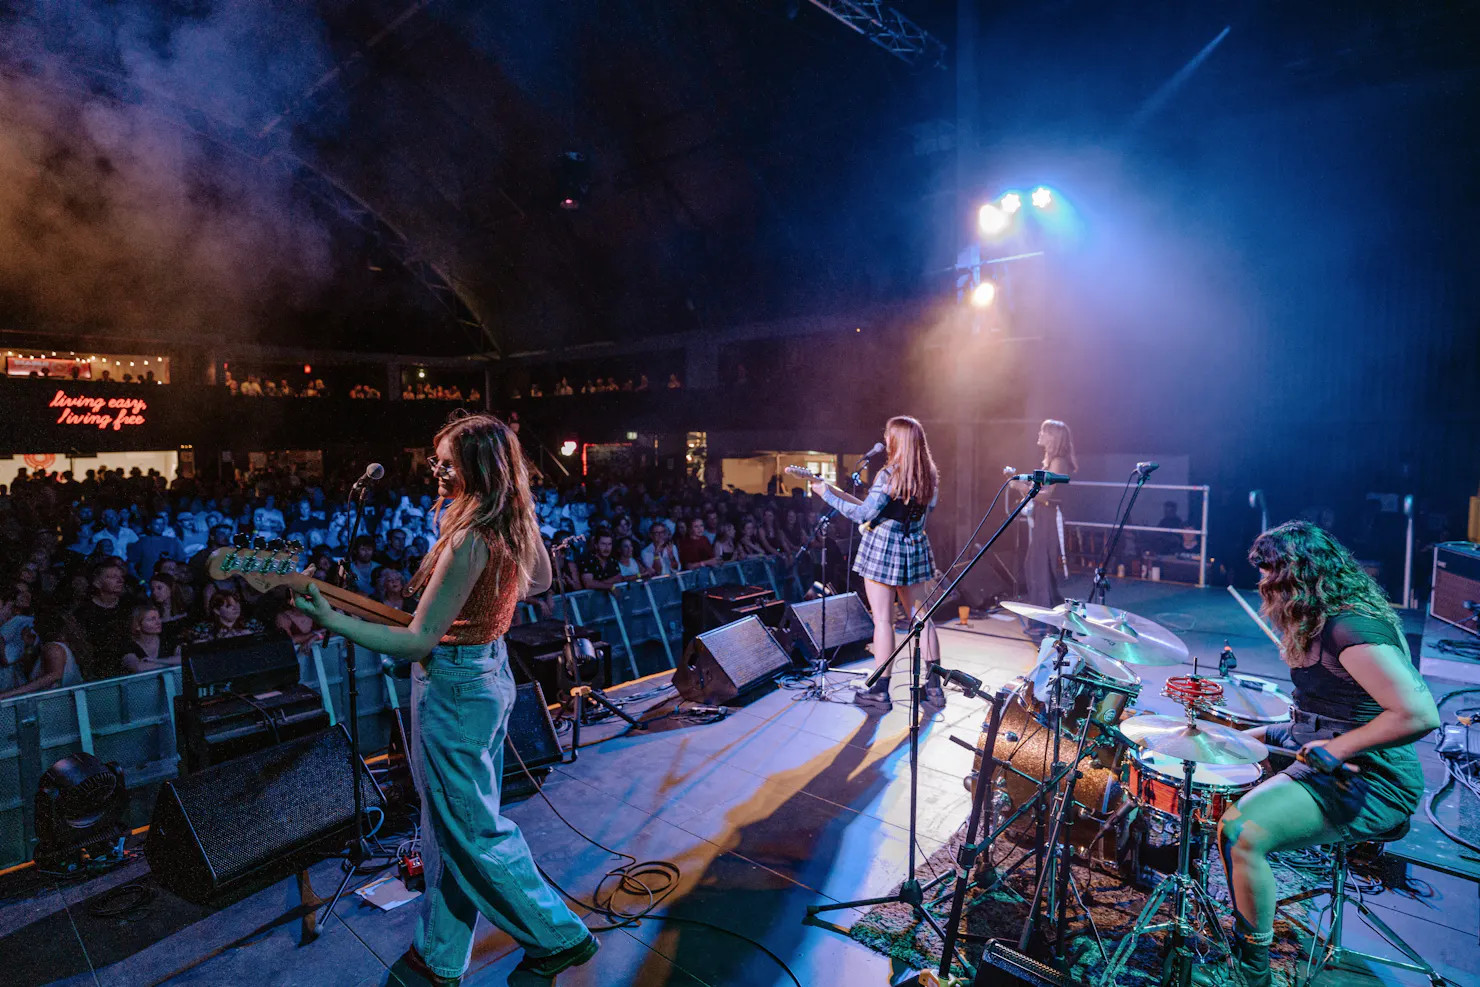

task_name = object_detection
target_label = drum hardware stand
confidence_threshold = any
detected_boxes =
[1098,684,1239,987]
[807,475,1052,975]
[550,539,643,752]
[1090,465,1153,605]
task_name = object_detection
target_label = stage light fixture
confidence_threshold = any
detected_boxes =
[1000,192,1023,215]
[977,203,1010,236]
[34,753,128,871]
[969,281,997,308]
[1031,187,1053,209]
[560,440,578,457]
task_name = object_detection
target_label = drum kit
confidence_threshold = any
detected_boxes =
[956,598,1293,986]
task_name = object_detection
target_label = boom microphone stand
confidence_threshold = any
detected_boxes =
[1090,463,1155,605]
[806,472,1058,972]
[319,465,390,927]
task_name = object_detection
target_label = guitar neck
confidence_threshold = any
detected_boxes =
[310,578,414,627]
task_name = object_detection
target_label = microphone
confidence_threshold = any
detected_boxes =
[853,442,885,472]
[1011,469,1071,486]
[1135,461,1159,477]
[928,663,982,698]
[1002,465,1017,477]
[352,462,385,490]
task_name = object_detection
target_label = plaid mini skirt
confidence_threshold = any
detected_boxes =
[852,519,935,587]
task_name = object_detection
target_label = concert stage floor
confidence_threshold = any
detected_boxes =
[4,579,1478,986]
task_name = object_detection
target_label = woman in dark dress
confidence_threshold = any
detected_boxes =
[1017,419,1076,616]
[1204,522,1439,987]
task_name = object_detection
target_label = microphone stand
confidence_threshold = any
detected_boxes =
[552,541,643,755]
[319,473,388,928]
[806,475,1052,973]
[1090,467,1151,605]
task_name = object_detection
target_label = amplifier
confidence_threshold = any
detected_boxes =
[504,618,610,702]
[1431,542,1480,636]
[682,584,784,645]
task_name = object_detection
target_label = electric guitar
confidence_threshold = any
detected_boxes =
[784,465,825,485]
[207,543,413,628]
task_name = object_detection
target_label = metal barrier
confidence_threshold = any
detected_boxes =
[1059,480,1212,588]
[0,557,793,870]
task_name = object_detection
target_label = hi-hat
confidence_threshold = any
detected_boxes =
[1080,604,1190,666]
[1000,601,1137,644]
[1119,714,1269,765]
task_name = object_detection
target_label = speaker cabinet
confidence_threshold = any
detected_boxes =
[1432,542,1480,636]
[146,725,385,903]
[503,681,563,777]
[673,615,791,705]
[782,592,874,665]
[681,584,782,645]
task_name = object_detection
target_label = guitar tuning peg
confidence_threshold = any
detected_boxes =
[252,536,267,550]
[268,539,285,552]
[288,540,303,553]
[233,533,249,548]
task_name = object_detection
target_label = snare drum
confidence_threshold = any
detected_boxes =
[1126,749,1262,827]
[1202,673,1293,732]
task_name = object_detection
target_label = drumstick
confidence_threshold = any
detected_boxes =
[1226,585,1282,649]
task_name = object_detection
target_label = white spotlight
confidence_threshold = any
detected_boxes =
[1031,187,1053,209]
[560,440,578,457]
[977,203,1010,236]
[1000,192,1022,215]
[969,282,997,308]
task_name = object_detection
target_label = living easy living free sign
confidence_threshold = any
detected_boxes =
[48,390,149,431]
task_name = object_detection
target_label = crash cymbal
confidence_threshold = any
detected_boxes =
[1000,601,1137,644]
[1060,637,1137,682]
[1119,714,1269,765]
[1080,604,1190,666]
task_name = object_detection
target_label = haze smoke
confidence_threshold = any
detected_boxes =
[0,2,336,338]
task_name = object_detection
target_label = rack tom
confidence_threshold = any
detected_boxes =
[1027,637,1142,734]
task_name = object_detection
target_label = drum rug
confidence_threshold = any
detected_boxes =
[847,824,1419,986]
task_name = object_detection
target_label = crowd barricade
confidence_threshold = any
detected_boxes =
[0,558,793,870]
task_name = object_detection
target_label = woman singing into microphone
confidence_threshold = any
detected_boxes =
[295,413,597,986]
[808,416,941,712]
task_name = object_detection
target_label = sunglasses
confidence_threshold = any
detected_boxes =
[426,457,458,480]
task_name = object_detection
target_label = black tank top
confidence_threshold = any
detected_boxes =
[1289,611,1403,723]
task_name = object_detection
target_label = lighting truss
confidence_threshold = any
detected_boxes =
[806,0,947,67]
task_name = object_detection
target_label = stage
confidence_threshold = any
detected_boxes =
[3,580,1477,986]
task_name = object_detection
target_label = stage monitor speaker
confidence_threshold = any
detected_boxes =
[782,593,873,665]
[145,725,385,903]
[504,680,563,778]
[1432,542,1480,637]
[673,615,791,705]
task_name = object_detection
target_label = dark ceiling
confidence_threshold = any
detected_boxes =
[1,0,1476,356]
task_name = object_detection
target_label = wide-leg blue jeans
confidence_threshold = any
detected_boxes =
[409,640,588,978]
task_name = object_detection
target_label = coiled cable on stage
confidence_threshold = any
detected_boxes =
[504,732,804,986]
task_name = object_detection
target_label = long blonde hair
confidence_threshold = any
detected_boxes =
[884,415,938,505]
[410,412,542,594]
[1039,419,1078,472]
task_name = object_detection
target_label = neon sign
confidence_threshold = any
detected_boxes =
[49,391,148,431]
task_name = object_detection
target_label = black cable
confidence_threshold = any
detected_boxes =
[87,882,155,918]
[502,730,803,986]
[1425,756,1480,856]
[224,691,280,746]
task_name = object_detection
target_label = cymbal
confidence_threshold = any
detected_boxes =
[1060,637,1137,683]
[1080,604,1190,666]
[1000,601,1137,644]
[1119,714,1269,765]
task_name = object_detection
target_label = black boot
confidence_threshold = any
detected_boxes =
[854,676,892,712]
[1191,920,1272,987]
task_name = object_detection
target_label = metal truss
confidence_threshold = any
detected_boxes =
[806,0,947,68]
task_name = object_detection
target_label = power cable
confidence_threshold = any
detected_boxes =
[503,735,803,986]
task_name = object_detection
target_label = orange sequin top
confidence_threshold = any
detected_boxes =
[440,531,522,646]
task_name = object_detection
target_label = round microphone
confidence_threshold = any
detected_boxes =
[364,462,386,481]
[1002,465,1017,477]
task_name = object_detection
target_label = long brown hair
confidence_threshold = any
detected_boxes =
[1248,521,1406,666]
[1039,419,1078,472]
[883,415,938,506]
[411,412,541,594]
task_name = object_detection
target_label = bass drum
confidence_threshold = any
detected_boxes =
[970,691,1125,858]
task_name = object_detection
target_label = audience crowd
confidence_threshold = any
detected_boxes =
[0,457,842,700]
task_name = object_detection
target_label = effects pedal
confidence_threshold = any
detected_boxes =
[398,851,424,892]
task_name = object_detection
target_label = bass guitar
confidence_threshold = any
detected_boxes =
[207,543,413,628]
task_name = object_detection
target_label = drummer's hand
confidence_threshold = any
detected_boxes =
[1296,739,1360,774]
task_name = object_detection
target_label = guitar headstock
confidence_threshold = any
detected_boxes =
[784,465,821,481]
[207,542,307,595]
